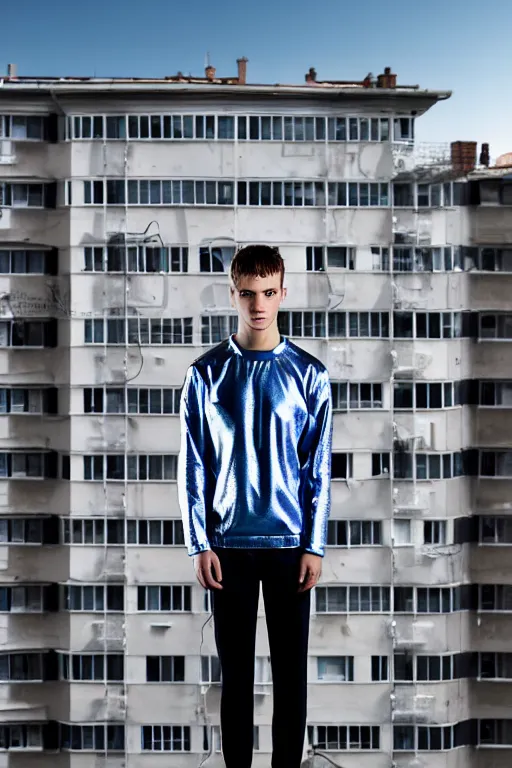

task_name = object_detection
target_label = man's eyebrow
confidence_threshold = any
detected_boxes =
[239,287,279,293]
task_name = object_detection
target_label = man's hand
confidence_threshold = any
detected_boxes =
[298,552,322,593]
[194,550,223,591]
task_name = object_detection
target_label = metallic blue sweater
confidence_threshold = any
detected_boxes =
[177,334,333,557]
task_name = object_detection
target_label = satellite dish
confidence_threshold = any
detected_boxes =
[496,152,512,167]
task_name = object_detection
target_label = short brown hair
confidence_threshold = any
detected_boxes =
[230,245,285,290]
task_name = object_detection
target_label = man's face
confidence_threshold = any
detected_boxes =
[230,273,287,333]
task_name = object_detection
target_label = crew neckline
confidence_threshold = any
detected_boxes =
[229,333,287,361]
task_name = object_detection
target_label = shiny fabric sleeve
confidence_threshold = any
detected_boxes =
[302,370,333,557]
[177,365,212,556]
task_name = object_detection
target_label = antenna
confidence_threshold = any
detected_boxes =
[205,51,211,68]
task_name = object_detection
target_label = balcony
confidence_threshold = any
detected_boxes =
[389,619,434,650]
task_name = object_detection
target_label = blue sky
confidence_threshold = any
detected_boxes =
[3,0,511,160]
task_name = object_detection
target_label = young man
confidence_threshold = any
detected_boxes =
[178,245,333,768]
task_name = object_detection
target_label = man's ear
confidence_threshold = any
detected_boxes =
[281,287,287,303]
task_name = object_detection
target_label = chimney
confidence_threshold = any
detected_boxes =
[377,66,397,89]
[451,141,478,175]
[479,143,490,167]
[237,57,248,84]
[7,63,17,78]
[305,67,317,83]
[205,65,216,82]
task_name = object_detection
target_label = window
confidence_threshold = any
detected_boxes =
[0,320,57,348]
[480,517,512,544]
[0,724,43,750]
[0,249,55,274]
[327,520,382,547]
[315,586,390,613]
[0,183,51,208]
[479,720,512,746]
[239,180,325,206]
[83,387,181,415]
[199,245,235,273]
[317,656,354,682]
[331,382,383,410]
[371,246,391,271]
[0,654,43,681]
[146,656,185,682]
[60,724,125,751]
[84,317,192,345]
[371,656,388,682]
[203,725,259,753]
[83,455,177,481]
[480,451,512,477]
[0,388,57,415]
[478,247,512,272]
[372,452,390,476]
[394,451,476,480]
[85,179,235,206]
[479,653,512,680]
[201,315,237,344]
[393,117,414,142]
[479,314,512,340]
[394,586,469,614]
[141,725,190,752]
[62,518,123,545]
[1,115,46,140]
[308,725,380,750]
[278,312,389,339]
[0,518,43,544]
[396,722,479,751]
[0,452,60,480]
[479,585,512,612]
[62,585,124,612]
[201,655,221,684]
[137,585,191,611]
[393,519,412,546]
[417,655,454,682]
[424,520,447,545]
[392,246,456,272]
[394,311,464,339]
[306,246,356,271]
[278,311,326,338]
[480,381,512,406]
[69,114,391,144]
[58,654,124,682]
[394,381,466,409]
[126,520,184,546]
[84,245,188,273]
[328,182,389,207]
[0,585,45,613]
[331,453,353,479]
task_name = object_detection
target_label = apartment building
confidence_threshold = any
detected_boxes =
[0,58,511,768]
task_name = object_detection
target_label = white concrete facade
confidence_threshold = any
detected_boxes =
[0,72,511,768]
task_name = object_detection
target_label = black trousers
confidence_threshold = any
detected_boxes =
[211,546,310,768]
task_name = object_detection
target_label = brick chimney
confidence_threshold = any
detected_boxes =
[205,65,216,82]
[237,57,248,84]
[305,67,317,83]
[377,67,397,89]
[451,141,477,175]
[479,143,490,167]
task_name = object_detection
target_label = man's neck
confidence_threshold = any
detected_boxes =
[234,327,281,352]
